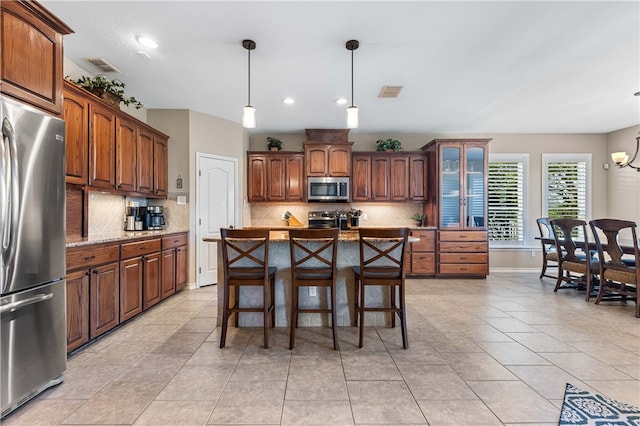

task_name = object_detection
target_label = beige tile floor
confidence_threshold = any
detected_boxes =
[3,273,639,425]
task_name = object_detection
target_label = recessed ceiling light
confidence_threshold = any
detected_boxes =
[136,35,158,49]
[336,98,347,105]
[283,97,295,104]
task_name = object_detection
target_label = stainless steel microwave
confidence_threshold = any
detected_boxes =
[307,177,349,202]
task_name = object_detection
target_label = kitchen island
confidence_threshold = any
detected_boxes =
[205,230,416,327]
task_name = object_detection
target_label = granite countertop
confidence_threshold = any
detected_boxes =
[66,229,189,248]
[204,229,419,243]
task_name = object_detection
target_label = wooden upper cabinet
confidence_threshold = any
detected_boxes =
[0,1,72,115]
[285,154,304,201]
[247,155,267,202]
[153,135,168,197]
[390,156,409,201]
[63,83,88,185]
[247,152,304,202]
[351,155,371,201]
[409,155,427,201]
[371,156,390,200]
[304,143,352,177]
[88,103,116,189]
[136,127,154,194]
[116,117,137,192]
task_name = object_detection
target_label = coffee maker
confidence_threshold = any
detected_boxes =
[124,204,144,231]
[145,205,166,230]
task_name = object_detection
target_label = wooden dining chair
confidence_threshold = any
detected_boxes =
[352,228,410,349]
[536,217,559,279]
[219,228,276,349]
[550,218,599,301]
[288,228,340,350]
[589,219,639,318]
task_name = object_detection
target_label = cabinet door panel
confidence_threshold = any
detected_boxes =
[351,156,371,201]
[88,103,116,189]
[63,88,88,184]
[306,146,328,176]
[120,257,143,322]
[66,269,89,352]
[285,155,304,201]
[90,262,119,339]
[176,246,188,291]
[328,146,351,176]
[116,117,137,192]
[390,157,409,200]
[161,249,176,300]
[267,157,286,200]
[137,128,154,194]
[143,253,161,309]
[153,137,168,197]
[409,156,427,201]
[371,157,390,200]
[247,155,267,201]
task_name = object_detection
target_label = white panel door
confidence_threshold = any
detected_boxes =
[196,154,237,287]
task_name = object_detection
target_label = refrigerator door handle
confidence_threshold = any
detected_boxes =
[0,292,54,314]
[1,118,12,253]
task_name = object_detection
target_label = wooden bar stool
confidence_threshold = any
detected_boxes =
[352,228,410,349]
[288,228,340,350]
[219,228,276,349]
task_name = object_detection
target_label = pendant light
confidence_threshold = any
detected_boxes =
[346,39,359,129]
[242,39,256,128]
[611,91,640,170]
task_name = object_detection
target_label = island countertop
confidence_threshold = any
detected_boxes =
[203,228,423,243]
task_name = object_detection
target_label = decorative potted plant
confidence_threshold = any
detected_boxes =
[412,212,426,227]
[267,137,283,151]
[376,138,403,151]
[68,74,143,109]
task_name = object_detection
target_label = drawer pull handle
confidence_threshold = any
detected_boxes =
[83,255,96,261]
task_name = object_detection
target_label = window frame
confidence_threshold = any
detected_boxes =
[487,153,529,248]
[542,153,591,221]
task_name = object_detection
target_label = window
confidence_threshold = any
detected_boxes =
[488,154,528,246]
[542,154,591,220]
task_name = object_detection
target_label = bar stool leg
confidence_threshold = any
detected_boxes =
[263,283,270,349]
[289,284,298,350]
[331,285,339,350]
[399,283,408,349]
[390,285,396,328]
[220,281,230,349]
[358,279,365,348]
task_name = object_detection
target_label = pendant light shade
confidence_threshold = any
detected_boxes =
[346,39,359,129]
[242,39,256,129]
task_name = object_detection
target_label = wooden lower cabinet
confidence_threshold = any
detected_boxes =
[66,269,90,352]
[161,249,176,300]
[120,257,143,321]
[142,252,162,309]
[176,245,188,291]
[407,229,436,276]
[437,230,488,277]
[89,262,120,339]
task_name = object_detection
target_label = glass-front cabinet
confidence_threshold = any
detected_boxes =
[438,142,487,230]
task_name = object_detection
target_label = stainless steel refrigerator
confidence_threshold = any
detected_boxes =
[1,96,67,418]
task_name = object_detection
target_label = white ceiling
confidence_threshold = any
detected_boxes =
[43,1,640,135]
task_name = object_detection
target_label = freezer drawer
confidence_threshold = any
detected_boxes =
[1,280,66,417]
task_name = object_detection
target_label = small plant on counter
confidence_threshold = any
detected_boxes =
[267,137,283,151]
[376,138,403,151]
[67,74,143,109]
[412,212,426,227]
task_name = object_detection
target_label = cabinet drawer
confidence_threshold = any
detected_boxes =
[411,253,435,274]
[162,233,188,249]
[410,230,435,252]
[439,263,488,275]
[67,245,120,271]
[439,253,487,264]
[121,239,161,259]
[439,231,487,242]
[439,242,488,253]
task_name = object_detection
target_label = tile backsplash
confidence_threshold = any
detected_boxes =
[249,202,424,228]
[88,192,190,235]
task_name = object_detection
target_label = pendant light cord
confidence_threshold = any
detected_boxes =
[247,48,251,106]
[350,48,354,108]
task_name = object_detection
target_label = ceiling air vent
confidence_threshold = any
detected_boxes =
[378,85,403,98]
[86,57,120,73]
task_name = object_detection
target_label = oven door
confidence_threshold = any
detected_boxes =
[308,218,337,229]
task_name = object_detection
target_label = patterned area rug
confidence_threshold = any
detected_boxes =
[559,383,640,425]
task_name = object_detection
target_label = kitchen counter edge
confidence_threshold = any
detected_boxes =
[66,229,190,248]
